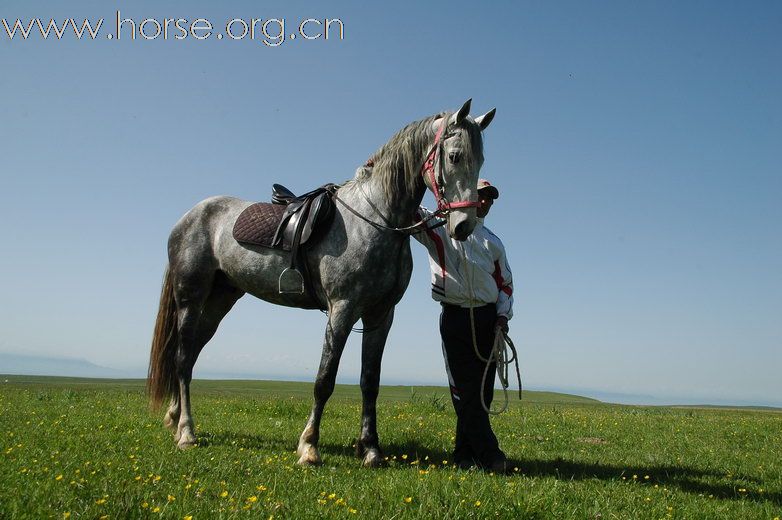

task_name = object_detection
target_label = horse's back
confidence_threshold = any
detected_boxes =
[172,195,249,233]
[170,195,325,308]
[166,192,412,311]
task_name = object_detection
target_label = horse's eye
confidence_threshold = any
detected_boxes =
[448,151,462,164]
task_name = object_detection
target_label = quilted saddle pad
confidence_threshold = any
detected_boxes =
[232,202,287,248]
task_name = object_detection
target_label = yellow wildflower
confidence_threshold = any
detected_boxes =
[167,495,176,502]
[220,490,229,498]
[403,497,412,504]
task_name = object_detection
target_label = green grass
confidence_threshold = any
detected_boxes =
[1,375,780,519]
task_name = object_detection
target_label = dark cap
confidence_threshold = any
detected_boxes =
[477,178,499,199]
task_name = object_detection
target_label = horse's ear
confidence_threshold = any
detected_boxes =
[449,99,472,126]
[475,108,496,131]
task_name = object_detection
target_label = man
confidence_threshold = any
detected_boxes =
[413,178,513,472]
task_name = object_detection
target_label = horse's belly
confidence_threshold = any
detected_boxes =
[216,237,323,310]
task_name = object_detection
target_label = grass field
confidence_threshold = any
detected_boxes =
[1,375,780,519]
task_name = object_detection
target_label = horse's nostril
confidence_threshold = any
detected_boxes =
[454,220,470,239]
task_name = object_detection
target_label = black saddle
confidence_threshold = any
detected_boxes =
[270,183,337,251]
[232,183,337,297]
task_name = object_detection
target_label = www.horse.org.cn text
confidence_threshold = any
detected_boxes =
[2,11,345,46]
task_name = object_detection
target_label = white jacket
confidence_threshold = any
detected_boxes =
[413,208,514,319]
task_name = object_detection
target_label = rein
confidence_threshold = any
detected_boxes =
[333,191,445,235]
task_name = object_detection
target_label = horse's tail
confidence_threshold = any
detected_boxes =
[147,266,179,410]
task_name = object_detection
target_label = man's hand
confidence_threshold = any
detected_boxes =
[496,316,509,333]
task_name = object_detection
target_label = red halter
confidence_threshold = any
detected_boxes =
[422,117,482,214]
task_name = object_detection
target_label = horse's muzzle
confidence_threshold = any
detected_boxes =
[451,218,476,241]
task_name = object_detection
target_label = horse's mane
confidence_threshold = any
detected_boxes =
[350,112,484,201]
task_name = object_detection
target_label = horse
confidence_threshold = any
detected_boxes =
[147,99,497,467]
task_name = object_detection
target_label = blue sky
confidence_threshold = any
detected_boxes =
[1,1,780,406]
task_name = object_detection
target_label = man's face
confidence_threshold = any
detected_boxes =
[477,191,494,218]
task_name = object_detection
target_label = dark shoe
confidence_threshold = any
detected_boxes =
[455,458,476,470]
[487,456,511,475]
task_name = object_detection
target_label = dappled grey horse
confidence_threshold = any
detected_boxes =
[147,99,496,466]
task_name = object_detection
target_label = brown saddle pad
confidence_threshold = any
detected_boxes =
[232,202,287,248]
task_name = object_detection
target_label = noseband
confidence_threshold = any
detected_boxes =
[421,117,482,216]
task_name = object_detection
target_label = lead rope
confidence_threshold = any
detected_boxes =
[459,241,522,415]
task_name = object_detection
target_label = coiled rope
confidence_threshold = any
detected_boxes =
[459,240,522,415]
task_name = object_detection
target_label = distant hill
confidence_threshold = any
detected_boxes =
[0,374,598,406]
[0,353,136,379]
[2,355,778,410]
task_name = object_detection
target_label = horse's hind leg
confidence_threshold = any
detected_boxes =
[172,291,206,448]
[356,308,394,468]
[174,274,243,449]
[297,301,357,465]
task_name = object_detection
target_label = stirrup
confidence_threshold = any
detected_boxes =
[278,267,305,294]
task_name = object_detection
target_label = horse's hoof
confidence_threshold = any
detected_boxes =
[177,428,197,449]
[362,449,384,468]
[177,437,197,450]
[297,455,321,466]
[296,445,322,466]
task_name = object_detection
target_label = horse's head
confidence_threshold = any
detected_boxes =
[423,99,496,241]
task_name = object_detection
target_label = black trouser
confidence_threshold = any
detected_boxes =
[440,302,504,466]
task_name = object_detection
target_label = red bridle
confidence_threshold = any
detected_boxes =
[422,118,482,215]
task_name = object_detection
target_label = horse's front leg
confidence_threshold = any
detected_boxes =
[356,307,394,468]
[297,301,356,466]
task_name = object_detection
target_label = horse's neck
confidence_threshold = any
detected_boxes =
[353,173,425,229]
